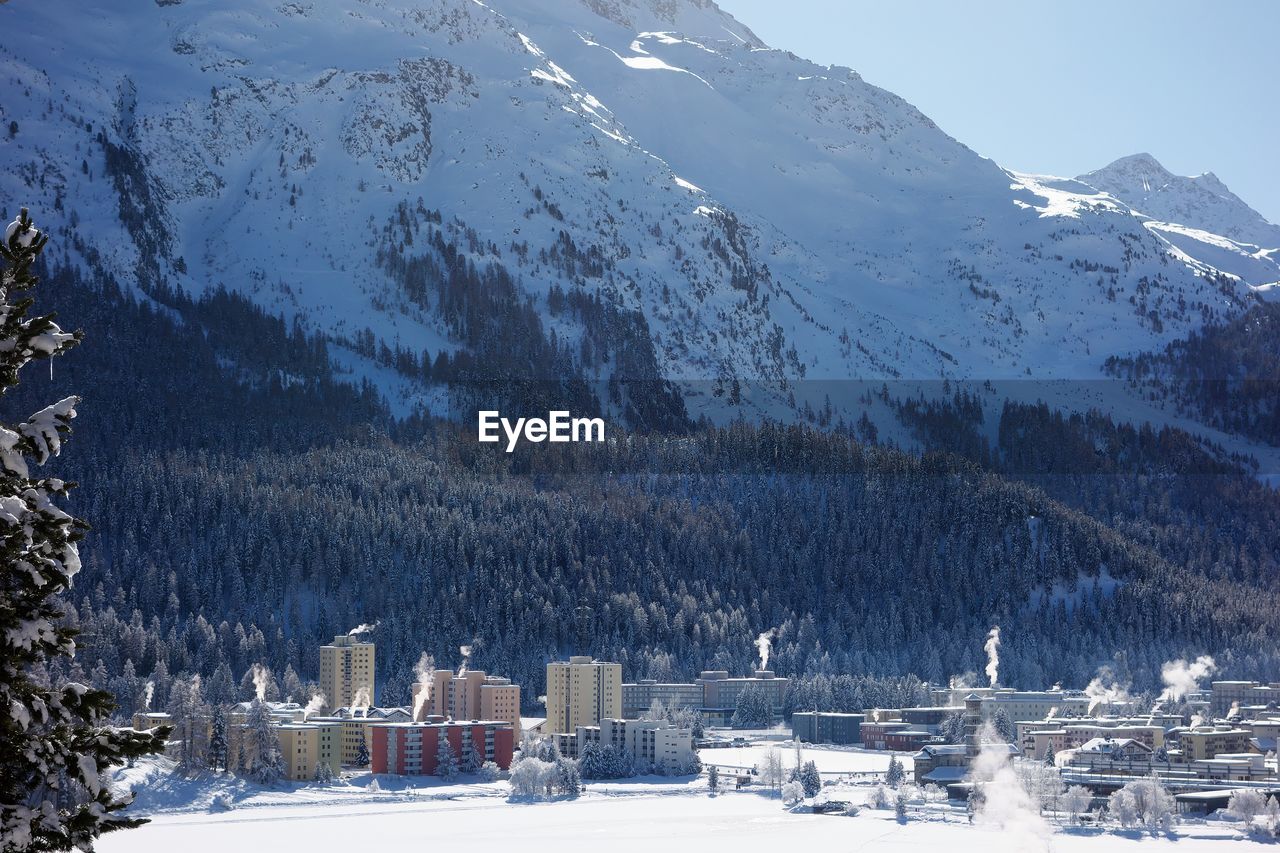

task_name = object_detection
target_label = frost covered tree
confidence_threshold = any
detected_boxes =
[507,755,554,798]
[165,674,208,773]
[798,759,822,797]
[885,755,905,788]
[1227,789,1267,827]
[730,682,771,729]
[434,734,458,779]
[707,764,719,793]
[0,209,167,852]
[207,707,229,773]
[1063,785,1092,825]
[755,747,784,797]
[553,756,580,796]
[354,733,370,768]
[990,709,1016,744]
[243,698,283,785]
[461,740,484,775]
[781,780,804,805]
[313,761,333,784]
[1107,775,1175,833]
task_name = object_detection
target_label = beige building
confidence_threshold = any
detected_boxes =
[1211,681,1280,716]
[414,670,522,739]
[1179,726,1252,761]
[553,718,696,774]
[276,722,342,781]
[545,656,622,734]
[319,635,376,713]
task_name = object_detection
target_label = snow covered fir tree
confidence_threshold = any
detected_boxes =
[0,209,167,852]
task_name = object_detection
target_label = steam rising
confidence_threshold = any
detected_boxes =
[970,722,1051,851]
[1084,664,1133,714]
[984,627,1001,687]
[304,692,326,718]
[1159,655,1215,702]
[754,629,775,671]
[412,652,435,720]
[142,681,154,711]
[347,622,377,636]
[250,663,271,702]
[458,644,473,677]
[352,685,372,711]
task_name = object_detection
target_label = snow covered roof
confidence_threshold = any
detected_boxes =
[914,744,968,758]
[921,767,969,783]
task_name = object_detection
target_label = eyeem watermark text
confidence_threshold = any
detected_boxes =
[477,411,606,452]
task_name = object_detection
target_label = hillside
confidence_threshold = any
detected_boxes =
[2,0,1275,430]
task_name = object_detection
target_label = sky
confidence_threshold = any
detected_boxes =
[716,0,1280,225]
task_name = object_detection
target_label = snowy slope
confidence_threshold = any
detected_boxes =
[0,0,1271,424]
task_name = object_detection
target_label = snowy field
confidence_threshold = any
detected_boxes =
[102,751,1277,853]
[101,785,1271,853]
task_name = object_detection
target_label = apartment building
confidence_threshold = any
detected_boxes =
[1211,681,1280,716]
[791,711,865,745]
[553,718,696,774]
[621,680,705,718]
[545,657,622,734]
[369,720,514,776]
[696,670,789,725]
[413,670,522,739]
[1178,726,1252,761]
[319,635,376,713]
[1015,718,1165,759]
[276,721,343,781]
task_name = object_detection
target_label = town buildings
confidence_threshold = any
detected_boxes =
[621,680,706,718]
[319,635,376,713]
[413,669,522,739]
[545,657,622,734]
[1211,680,1280,717]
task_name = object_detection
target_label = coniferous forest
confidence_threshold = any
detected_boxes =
[12,254,1280,722]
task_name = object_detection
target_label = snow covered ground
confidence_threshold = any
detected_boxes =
[104,750,1275,852]
[102,776,1272,853]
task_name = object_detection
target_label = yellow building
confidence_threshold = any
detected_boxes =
[272,721,343,781]
[545,656,621,734]
[1179,726,1252,761]
[319,635,376,713]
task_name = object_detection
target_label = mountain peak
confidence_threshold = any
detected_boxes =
[1079,154,1279,249]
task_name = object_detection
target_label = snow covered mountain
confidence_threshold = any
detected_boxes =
[0,0,1274,423]
[1077,153,1280,291]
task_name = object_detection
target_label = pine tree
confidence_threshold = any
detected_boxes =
[707,764,719,792]
[462,740,483,774]
[207,707,229,773]
[354,733,370,768]
[165,674,208,773]
[435,733,458,779]
[313,761,333,784]
[799,760,822,797]
[244,698,283,785]
[885,756,905,788]
[0,209,167,852]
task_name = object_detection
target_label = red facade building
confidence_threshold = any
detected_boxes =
[371,720,515,775]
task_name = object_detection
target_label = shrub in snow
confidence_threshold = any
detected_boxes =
[209,794,235,812]
[0,209,167,852]
[508,756,555,798]
[1063,785,1093,825]
[1107,776,1175,833]
[867,785,892,809]
[478,761,503,782]
[781,781,804,805]
[1227,789,1267,825]
[367,778,381,793]
[894,791,908,821]
[844,802,861,817]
